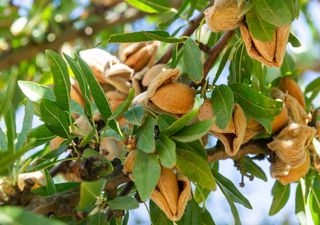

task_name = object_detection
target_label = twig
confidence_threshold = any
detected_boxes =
[207,141,269,163]
[203,30,235,76]
[156,11,205,64]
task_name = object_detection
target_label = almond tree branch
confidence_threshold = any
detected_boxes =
[206,140,270,163]
[0,10,145,70]
[156,11,205,64]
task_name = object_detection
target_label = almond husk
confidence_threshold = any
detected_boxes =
[272,104,289,133]
[146,68,192,114]
[119,42,159,72]
[49,137,65,150]
[240,24,290,67]
[271,151,310,185]
[17,171,45,191]
[199,100,246,156]
[99,137,122,160]
[243,119,264,143]
[80,48,133,84]
[123,150,136,179]
[204,0,244,32]
[150,83,195,114]
[279,77,305,108]
[267,122,315,167]
[80,48,119,83]
[151,169,191,221]
[272,88,310,124]
[142,64,167,87]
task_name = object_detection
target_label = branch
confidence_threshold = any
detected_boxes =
[203,30,235,76]
[156,11,205,64]
[0,10,145,70]
[207,140,269,163]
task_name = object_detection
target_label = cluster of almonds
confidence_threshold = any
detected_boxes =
[123,151,191,221]
[199,77,316,185]
[48,41,197,220]
[268,78,316,185]
[205,0,290,67]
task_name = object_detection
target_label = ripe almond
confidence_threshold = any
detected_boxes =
[150,83,195,114]
[279,77,305,108]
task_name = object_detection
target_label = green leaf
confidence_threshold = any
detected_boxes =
[18,81,55,103]
[177,199,201,225]
[16,101,33,150]
[162,109,198,135]
[254,0,293,27]
[133,151,161,201]
[221,187,242,225]
[75,54,118,131]
[176,149,216,191]
[0,127,7,152]
[0,206,67,225]
[32,182,80,196]
[295,182,307,225]
[212,169,252,209]
[241,157,267,181]
[288,33,301,47]
[78,179,106,210]
[137,117,156,153]
[87,213,109,225]
[124,105,144,126]
[4,105,16,153]
[172,120,212,143]
[107,196,139,210]
[246,9,276,42]
[194,185,210,204]
[64,53,93,119]
[107,31,183,43]
[230,83,283,119]
[40,99,70,139]
[150,201,173,225]
[183,38,203,83]
[156,135,176,168]
[269,181,290,215]
[125,0,170,13]
[109,88,135,120]
[211,85,234,129]
[46,50,71,112]
[44,169,57,195]
[27,125,55,149]
[201,208,216,225]
[310,177,320,224]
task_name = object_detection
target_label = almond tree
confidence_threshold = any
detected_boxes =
[0,0,320,225]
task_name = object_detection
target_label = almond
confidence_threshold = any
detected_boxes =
[204,0,244,32]
[150,83,195,114]
[240,24,290,67]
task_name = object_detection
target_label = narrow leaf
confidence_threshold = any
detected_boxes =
[183,38,203,83]
[46,50,70,112]
[211,85,234,129]
[133,151,160,201]
[40,99,70,139]
[176,149,216,191]
[156,135,176,168]
[172,120,212,143]
[269,181,290,215]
